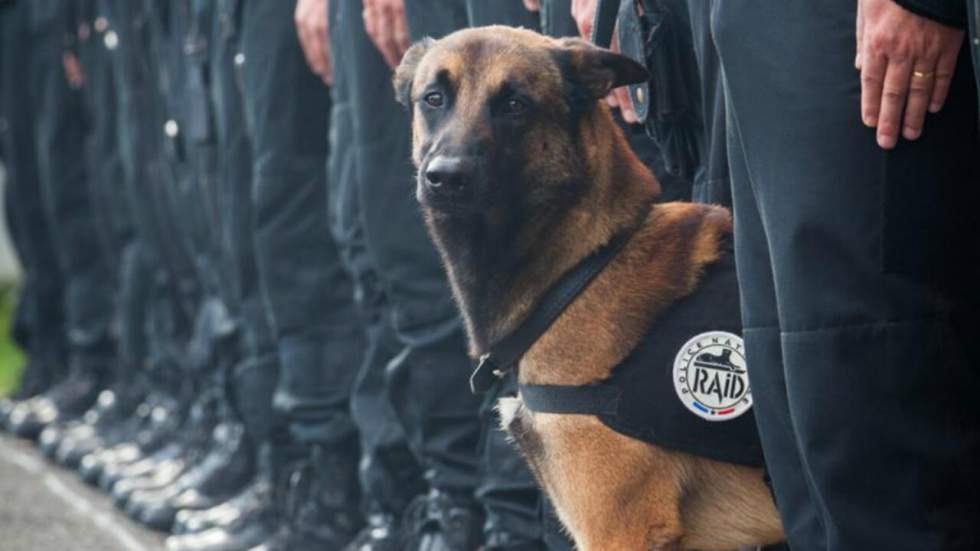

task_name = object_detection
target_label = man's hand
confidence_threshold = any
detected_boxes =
[295,0,333,85]
[62,52,85,89]
[856,0,964,149]
[523,0,541,12]
[571,0,596,39]
[570,0,639,123]
[363,0,410,69]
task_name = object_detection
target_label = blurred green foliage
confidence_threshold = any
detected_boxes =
[0,286,25,397]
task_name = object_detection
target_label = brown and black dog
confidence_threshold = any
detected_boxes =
[394,26,784,551]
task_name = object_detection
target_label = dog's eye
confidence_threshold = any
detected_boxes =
[423,91,445,108]
[503,98,527,116]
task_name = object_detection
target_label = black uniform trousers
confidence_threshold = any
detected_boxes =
[240,0,364,449]
[24,0,115,376]
[330,0,482,499]
[0,0,69,386]
[328,0,427,514]
[105,0,200,388]
[713,1,980,549]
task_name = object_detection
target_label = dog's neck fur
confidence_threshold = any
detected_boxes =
[425,105,658,356]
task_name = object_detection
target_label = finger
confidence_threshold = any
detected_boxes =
[362,5,377,46]
[379,6,402,68]
[859,48,887,127]
[876,56,912,149]
[928,48,959,113]
[311,22,331,78]
[606,91,619,109]
[297,25,322,75]
[854,0,864,69]
[902,63,935,140]
[523,0,541,12]
[615,87,636,123]
[392,6,410,58]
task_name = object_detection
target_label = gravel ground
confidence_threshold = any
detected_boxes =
[0,432,166,551]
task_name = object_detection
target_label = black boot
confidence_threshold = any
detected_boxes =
[478,531,545,551]
[6,360,107,439]
[45,380,146,467]
[164,441,298,551]
[341,513,402,551]
[86,393,183,487]
[249,443,363,551]
[401,489,485,551]
[0,357,59,428]
[112,391,218,509]
[134,421,255,531]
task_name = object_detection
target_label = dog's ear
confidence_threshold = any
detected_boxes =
[553,37,649,100]
[393,37,435,107]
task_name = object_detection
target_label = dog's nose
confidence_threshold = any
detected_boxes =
[425,156,472,192]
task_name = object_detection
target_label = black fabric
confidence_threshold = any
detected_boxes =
[0,0,70,386]
[970,0,980,119]
[590,0,619,46]
[715,0,980,548]
[241,0,363,447]
[328,0,426,517]
[29,0,116,371]
[335,0,482,494]
[891,0,967,28]
[521,248,764,467]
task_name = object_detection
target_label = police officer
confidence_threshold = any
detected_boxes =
[0,0,70,426]
[40,0,147,470]
[713,1,980,549]
[2,0,116,440]
[240,0,367,547]
[327,0,488,548]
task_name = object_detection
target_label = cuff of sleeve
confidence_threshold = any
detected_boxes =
[891,0,967,28]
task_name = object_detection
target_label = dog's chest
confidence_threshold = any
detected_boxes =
[510,248,766,469]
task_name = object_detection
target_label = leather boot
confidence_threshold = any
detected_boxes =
[171,476,270,535]
[0,356,59,429]
[47,382,146,467]
[248,443,363,551]
[341,513,402,551]
[164,440,303,551]
[91,394,183,487]
[6,361,107,439]
[112,394,218,510]
[477,531,545,551]
[135,422,255,531]
[400,489,485,551]
[164,480,279,551]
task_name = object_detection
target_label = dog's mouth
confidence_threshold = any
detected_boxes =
[415,169,489,215]
[416,183,483,214]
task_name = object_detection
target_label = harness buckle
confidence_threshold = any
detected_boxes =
[470,354,506,395]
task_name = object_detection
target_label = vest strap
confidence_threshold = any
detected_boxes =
[519,383,621,416]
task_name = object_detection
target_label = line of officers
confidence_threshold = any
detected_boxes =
[0,0,762,550]
[0,1,700,550]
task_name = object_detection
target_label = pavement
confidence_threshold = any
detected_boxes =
[0,432,166,551]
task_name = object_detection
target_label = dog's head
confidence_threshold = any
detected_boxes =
[394,26,649,215]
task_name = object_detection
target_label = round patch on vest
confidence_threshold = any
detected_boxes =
[673,331,752,421]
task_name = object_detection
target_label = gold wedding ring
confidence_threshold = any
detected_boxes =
[912,70,934,79]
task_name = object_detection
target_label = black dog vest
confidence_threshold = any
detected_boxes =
[470,222,764,468]
[520,248,764,467]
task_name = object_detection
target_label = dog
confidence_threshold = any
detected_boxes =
[394,26,785,551]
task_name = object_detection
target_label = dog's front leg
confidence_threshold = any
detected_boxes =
[532,416,690,551]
